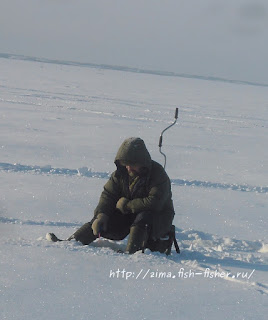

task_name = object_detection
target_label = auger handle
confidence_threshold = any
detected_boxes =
[175,107,178,119]
[158,107,179,169]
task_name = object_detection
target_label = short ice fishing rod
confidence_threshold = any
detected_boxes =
[158,107,179,169]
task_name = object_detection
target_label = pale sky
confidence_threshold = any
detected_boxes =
[1,0,268,83]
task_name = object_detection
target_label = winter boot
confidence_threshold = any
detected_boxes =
[71,222,97,245]
[125,225,149,254]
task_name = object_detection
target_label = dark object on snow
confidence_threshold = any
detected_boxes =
[46,232,62,242]
[95,137,175,240]
[146,225,180,255]
[72,222,97,245]
[47,137,180,255]
[159,108,178,169]
[125,225,149,254]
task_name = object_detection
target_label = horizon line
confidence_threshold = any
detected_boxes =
[1,52,267,88]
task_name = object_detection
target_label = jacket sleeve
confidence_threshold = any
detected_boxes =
[94,172,121,216]
[126,172,171,214]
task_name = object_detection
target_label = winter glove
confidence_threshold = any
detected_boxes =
[116,197,131,214]
[92,213,109,236]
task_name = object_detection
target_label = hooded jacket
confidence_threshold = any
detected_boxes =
[94,137,175,239]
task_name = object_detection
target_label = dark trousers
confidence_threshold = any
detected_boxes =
[74,210,152,244]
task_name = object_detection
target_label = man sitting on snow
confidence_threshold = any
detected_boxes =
[50,137,178,254]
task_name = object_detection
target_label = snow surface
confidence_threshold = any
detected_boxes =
[0,56,267,320]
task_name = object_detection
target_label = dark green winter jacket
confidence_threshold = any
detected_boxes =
[94,137,175,239]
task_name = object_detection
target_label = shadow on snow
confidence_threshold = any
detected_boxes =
[1,162,267,194]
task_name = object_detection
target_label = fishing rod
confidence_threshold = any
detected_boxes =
[158,107,179,169]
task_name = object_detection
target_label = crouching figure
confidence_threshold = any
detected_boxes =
[52,137,179,255]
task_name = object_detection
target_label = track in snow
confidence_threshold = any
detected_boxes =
[1,162,267,194]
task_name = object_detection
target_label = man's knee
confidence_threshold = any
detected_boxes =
[73,222,96,245]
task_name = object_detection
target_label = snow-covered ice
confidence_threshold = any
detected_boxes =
[0,55,267,320]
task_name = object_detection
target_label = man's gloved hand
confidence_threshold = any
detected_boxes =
[92,213,109,236]
[116,197,131,214]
